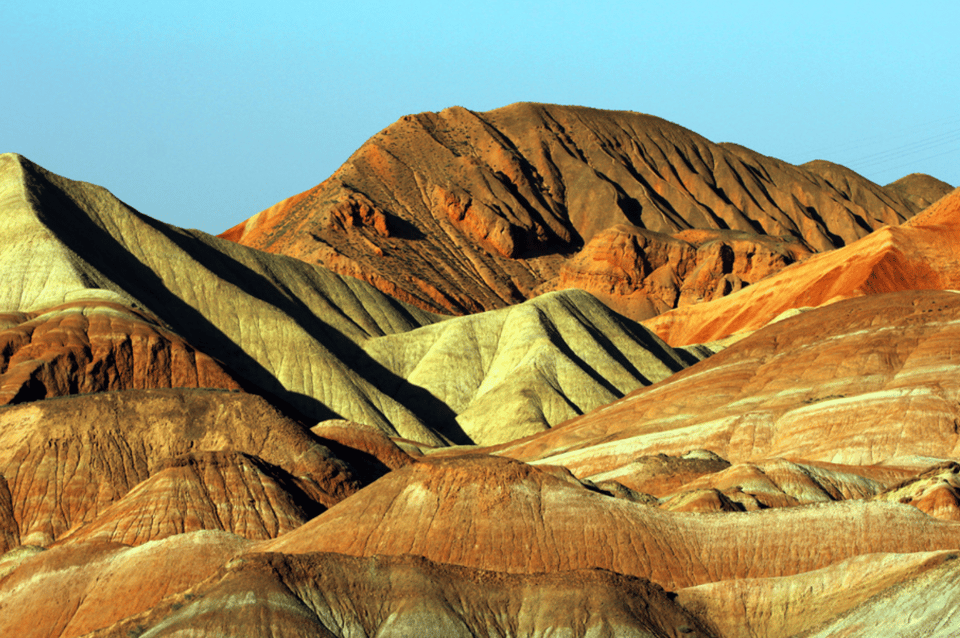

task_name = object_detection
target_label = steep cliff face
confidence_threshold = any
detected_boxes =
[220,103,940,320]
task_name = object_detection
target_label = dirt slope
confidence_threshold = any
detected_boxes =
[221,102,927,319]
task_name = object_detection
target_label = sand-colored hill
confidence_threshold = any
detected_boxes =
[645,186,960,345]
[0,152,453,441]
[677,550,959,638]
[220,102,925,319]
[497,290,960,483]
[795,555,960,637]
[0,153,708,447]
[258,455,960,591]
[0,388,362,549]
[363,289,700,444]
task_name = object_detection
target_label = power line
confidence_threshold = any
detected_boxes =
[867,146,960,184]
[789,114,960,161]
[844,128,960,169]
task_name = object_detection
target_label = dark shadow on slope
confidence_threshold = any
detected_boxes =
[23,167,336,423]
[23,163,471,443]
[57,191,470,444]
[533,307,638,400]
[133,220,470,444]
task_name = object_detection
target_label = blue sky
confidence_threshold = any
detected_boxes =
[5,1,958,233]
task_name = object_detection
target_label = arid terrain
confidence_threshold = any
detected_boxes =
[1,102,958,637]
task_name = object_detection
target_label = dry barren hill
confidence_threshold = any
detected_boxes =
[3,108,960,637]
[645,186,960,345]
[0,152,697,446]
[220,102,949,320]
[497,289,960,493]
[363,288,701,444]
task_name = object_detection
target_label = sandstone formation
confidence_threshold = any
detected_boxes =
[0,297,242,404]
[498,290,960,481]
[645,186,960,345]
[0,152,701,445]
[259,454,960,591]
[556,225,812,320]
[0,388,361,548]
[4,111,960,637]
[220,103,929,319]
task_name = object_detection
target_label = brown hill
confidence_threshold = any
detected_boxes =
[497,289,960,483]
[0,388,364,549]
[0,297,242,404]
[220,102,921,320]
[644,186,960,346]
[0,531,250,638]
[257,455,960,592]
[110,553,713,638]
[885,172,955,212]
[58,451,327,546]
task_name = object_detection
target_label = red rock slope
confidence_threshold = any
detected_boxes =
[645,186,960,345]
[0,299,242,404]
[0,388,376,550]
[259,455,960,591]
[220,103,931,319]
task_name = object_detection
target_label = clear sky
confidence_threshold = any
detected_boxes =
[5,1,958,234]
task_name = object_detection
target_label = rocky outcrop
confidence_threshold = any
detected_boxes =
[645,186,960,345]
[556,225,811,321]
[0,298,242,404]
[220,103,928,319]
[873,462,960,521]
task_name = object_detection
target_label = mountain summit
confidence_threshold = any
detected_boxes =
[220,103,948,320]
